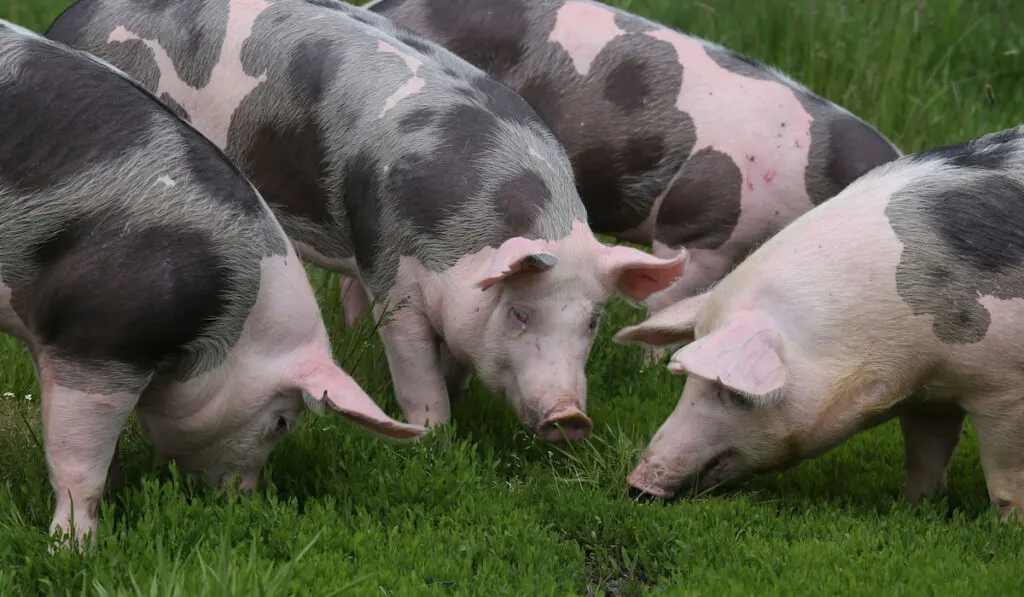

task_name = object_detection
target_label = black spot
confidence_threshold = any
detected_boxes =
[916,131,1019,172]
[603,57,651,113]
[935,177,1024,272]
[494,171,550,234]
[14,220,232,375]
[517,74,565,132]
[472,75,548,130]
[344,148,384,274]
[655,148,742,250]
[796,91,899,205]
[235,118,333,225]
[703,45,773,81]
[183,138,267,217]
[289,37,343,103]
[417,0,529,78]
[390,103,499,231]
[0,41,156,192]
[397,107,438,133]
[820,114,900,203]
[887,170,1024,344]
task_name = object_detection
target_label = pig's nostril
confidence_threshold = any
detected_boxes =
[537,411,593,443]
[627,486,660,502]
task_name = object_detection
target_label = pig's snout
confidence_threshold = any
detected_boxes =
[626,460,678,500]
[536,407,592,443]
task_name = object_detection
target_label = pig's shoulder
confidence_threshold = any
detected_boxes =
[884,129,1024,344]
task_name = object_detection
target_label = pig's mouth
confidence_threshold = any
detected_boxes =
[693,448,741,493]
[627,448,742,501]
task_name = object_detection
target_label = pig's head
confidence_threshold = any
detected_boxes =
[461,220,687,443]
[136,255,426,491]
[614,291,900,499]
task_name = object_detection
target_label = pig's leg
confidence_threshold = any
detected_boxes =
[340,275,370,329]
[438,342,471,399]
[972,411,1024,522]
[899,401,965,503]
[374,303,451,428]
[41,362,140,549]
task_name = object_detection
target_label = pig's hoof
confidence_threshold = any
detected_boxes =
[536,411,592,443]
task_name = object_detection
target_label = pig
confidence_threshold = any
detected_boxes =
[366,0,902,313]
[45,0,686,444]
[612,124,1024,521]
[0,20,424,549]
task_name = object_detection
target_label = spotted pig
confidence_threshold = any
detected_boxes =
[0,20,424,549]
[46,0,686,444]
[367,0,902,311]
[613,125,1024,521]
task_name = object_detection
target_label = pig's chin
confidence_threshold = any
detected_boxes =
[692,448,743,493]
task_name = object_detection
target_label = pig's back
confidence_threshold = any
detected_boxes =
[369,0,901,240]
[0,23,287,382]
[722,127,1024,382]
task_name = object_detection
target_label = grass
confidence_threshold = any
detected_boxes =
[2,0,1024,594]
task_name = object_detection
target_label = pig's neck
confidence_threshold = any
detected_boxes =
[415,253,498,361]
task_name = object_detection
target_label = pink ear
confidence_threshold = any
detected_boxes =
[613,291,708,347]
[669,311,787,403]
[603,245,687,301]
[476,237,558,290]
[297,364,427,439]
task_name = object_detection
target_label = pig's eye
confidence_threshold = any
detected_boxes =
[588,309,602,333]
[510,306,529,326]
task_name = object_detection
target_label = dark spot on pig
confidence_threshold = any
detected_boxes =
[494,171,550,234]
[517,74,565,131]
[655,148,742,250]
[603,57,650,113]
[344,148,384,274]
[235,118,332,224]
[182,135,268,218]
[473,75,549,131]
[398,107,438,133]
[703,45,773,81]
[0,39,189,193]
[614,11,656,35]
[799,95,900,205]
[887,171,1024,344]
[915,132,1018,172]
[289,38,342,103]
[389,103,497,232]
[17,219,232,377]
[419,0,528,77]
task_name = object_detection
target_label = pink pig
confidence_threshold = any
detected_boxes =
[614,126,1024,521]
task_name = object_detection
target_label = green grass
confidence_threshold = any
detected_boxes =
[3,0,1024,594]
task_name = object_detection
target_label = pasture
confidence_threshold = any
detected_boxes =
[2,0,1024,594]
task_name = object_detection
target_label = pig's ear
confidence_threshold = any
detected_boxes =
[476,237,558,291]
[613,292,707,347]
[602,245,687,302]
[668,312,787,406]
[295,364,427,439]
